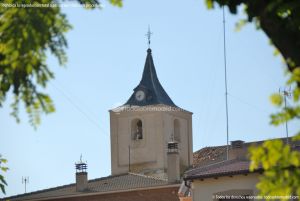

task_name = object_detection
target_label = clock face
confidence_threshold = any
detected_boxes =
[135,90,145,101]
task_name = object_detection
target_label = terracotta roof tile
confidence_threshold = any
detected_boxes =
[192,137,299,168]
[185,159,258,180]
[189,137,299,180]
[2,173,172,201]
[192,146,227,167]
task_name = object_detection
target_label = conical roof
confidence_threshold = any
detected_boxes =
[124,48,176,107]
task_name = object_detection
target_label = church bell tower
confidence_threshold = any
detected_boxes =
[109,43,193,178]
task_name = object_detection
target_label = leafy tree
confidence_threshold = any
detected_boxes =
[249,136,300,200]
[205,0,300,77]
[0,0,122,194]
[0,155,8,194]
[0,0,122,128]
[205,0,300,200]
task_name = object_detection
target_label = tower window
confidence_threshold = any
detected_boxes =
[174,119,180,142]
[131,119,143,140]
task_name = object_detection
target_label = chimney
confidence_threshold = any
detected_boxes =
[167,140,180,183]
[229,140,247,160]
[231,140,244,148]
[75,158,88,192]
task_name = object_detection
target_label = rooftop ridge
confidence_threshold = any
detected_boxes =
[128,172,168,182]
[194,136,296,151]
[184,160,256,180]
[192,136,299,168]
[2,173,172,200]
[186,159,242,174]
[2,182,75,200]
[87,173,129,183]
[2,174,130,200]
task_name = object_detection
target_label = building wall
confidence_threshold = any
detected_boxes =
[109,108,192,176]
[162,112,193,173]
[191,174,260,201]
[45,187,180,201]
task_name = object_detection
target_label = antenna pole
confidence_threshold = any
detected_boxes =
[279,87,291,144]
[222,6,230,160]
[281,88,291,144]
[284,95,289,144]
[22,177,29,193]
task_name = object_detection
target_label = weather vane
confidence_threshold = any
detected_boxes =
[145,25,153,48]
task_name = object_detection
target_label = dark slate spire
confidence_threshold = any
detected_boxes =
[124,48,176,107]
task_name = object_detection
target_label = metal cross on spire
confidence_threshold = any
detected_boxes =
[145,26,153,48]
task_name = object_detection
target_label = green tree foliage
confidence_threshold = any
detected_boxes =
[0,0,70,127]
[0,0,122,195]
[205,0,300,199]
[249,136,300,200]
[0,155,8,194]
[0,0,122,128]
[205,0,300,75]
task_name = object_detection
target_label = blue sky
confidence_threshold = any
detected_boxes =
[1,0,299,196]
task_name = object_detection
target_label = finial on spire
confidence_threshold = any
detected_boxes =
[145,25,153,48]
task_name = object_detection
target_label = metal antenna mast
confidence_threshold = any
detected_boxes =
[22,177,29,193]
[222,6,230,160]
[279,87,292,144]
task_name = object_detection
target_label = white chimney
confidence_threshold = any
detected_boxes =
[76,172,87,191]
[229,140,247,160]
[167,141,180,183]
[75,159,88,191]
